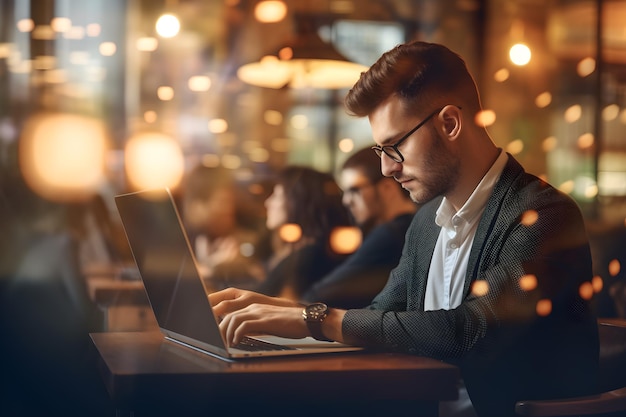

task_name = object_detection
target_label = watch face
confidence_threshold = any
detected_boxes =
[306,303,328,320]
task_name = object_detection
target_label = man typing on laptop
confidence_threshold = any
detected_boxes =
[208,41,598,417]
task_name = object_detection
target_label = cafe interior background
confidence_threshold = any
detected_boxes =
[0,0,626,412]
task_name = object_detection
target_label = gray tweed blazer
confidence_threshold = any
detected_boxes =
[343,154,599,417]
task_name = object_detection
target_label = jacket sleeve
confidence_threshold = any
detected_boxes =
[342,177,594,361]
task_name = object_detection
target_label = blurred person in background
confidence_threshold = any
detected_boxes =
[302,146,419,308]
[255,165,352,300]
[180,164,267,289]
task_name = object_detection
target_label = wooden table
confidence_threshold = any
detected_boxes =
[85,265,157,331]
[90,331,460,417]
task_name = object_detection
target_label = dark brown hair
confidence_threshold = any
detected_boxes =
[344,41,481,117]
[274,165,351,241]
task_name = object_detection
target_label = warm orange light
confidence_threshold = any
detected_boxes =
[535,92,552,108]
[542,136,558,152]
[519,274,537,291]
[475,110,496,127]
[592,276,603,293]
[338,138,354,153]
[577,133,594,149]
[330,226,362,255]
[509,43,531,66]
[157,86,174,101]
[579,282,594,300]
[520,210,539,226]
[279,223,302,243]
[577,57,595,77]
[188,75,211,92]
[19,113,108,202]
[564,105,582,123]
[536,299,552,316]
[471,280,489,297]
[494,68,509,82]
[506,139,524,155]
[124,131,184,190]
[609,259,621,277]
[254,1,287,23]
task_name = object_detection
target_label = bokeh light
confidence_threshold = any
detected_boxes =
[136,37,158,52]
[577,133,594,149]
[475,110,496,127]
[157,86,174,101]
[535,92,552,108]
[338,138,354,153]
[542,136,558,152]
[519,274,537,291]
[494,68,509,82]
[279,223,302,243]
[592,276,603,293]
[264,110,283,126]
[254,1,288,23]
[579,282,594,300]
[19,113,109,202]
[208,118,228,134]
[124,131,184,190]
[509,43,531,66]
[471,280,489,297]
[609,259,621,277]
[536,299,552,316]
[564,105,582,123]
[506,139,524,155]
[577,57,595,77]
[188,75,211,92]
[156,14,180,38]
[602,104,620,121]
[329,226,362,255]
[520,210,539,226]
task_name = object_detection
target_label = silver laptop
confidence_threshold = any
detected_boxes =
[114,188,362,360]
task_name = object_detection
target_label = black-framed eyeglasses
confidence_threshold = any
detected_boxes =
[371,107,444,163]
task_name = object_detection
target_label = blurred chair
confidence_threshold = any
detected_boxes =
[515,318,626,417]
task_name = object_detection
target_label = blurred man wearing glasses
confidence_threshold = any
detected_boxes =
[209,41,599,417]
[302,147,418,309]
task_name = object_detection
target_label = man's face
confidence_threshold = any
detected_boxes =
[339,168,382,228]
[369,97,459,205]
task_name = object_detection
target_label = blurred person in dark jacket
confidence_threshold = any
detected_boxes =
[302,147,418,308]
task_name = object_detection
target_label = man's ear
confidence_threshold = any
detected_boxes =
[441,105,462,140]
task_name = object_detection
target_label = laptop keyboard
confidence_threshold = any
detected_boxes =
[234,336,296,352]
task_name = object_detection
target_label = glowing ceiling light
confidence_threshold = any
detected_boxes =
[509,43,531,66]
[156,14,180,38]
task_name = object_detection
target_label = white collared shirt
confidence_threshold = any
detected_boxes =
[424,151,508,311]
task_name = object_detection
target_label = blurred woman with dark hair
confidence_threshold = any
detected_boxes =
[256,165,352,300]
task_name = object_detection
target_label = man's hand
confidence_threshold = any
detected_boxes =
[219,303,308,347]
[209,287,299,316]
[209,287,348,347]
[209,287,304,346]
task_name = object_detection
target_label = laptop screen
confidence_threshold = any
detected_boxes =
[115,189,225,349]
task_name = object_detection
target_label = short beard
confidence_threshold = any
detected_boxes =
[407,125,460,205]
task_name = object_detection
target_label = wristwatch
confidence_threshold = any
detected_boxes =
[302,302,333,341]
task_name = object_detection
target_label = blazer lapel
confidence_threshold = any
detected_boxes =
[464,155,525,295]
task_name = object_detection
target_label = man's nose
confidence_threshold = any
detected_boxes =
[380,153,400,177]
